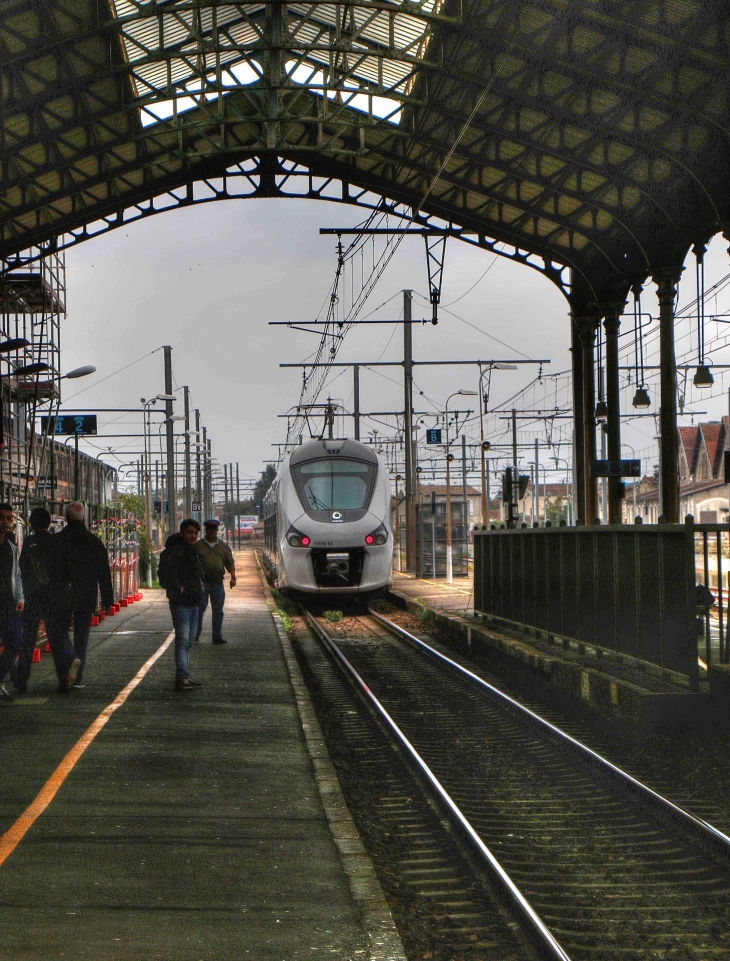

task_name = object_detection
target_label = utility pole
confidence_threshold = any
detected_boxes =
[403,289,415,572]
[163,346,175,537]
[510,409,518,527]
[224,463,229,533]
[195,409,202,524]
[535,437,540,525]
[353,364,360,440]
[74,434,79,501]
[184,386,192,519]
[461,434,468,536]
[202,426,208,518]
[236,462,241,551]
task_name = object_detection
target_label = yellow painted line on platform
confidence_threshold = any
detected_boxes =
[0,629,175,867]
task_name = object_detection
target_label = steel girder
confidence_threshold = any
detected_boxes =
[1,0,730,312]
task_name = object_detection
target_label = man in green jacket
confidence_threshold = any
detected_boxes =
[194,519,236,644]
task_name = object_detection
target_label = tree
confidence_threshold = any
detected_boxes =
[545,494,568,525]
[116,492,144,518]
[252,465,276,513]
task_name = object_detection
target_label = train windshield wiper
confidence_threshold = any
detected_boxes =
[308,491,330,510]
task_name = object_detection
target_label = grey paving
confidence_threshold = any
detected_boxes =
[0,553,375,960]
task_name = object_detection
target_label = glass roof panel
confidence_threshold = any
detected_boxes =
[112,1,440,128]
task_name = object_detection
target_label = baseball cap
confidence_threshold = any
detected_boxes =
[204,518,220,527]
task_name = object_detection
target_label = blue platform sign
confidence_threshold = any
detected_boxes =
[426,428,442,445]
[41,414,97,436]
[590,459,641,478]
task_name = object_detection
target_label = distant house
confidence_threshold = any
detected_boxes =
[626,418,730,523]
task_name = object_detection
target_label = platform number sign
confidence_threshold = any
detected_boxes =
[41,414,98,436]
[192,501,203,512]
[426,428,442,445]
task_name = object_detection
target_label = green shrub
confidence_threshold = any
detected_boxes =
[323,609,343,623]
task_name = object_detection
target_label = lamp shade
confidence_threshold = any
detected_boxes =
[632,387,651,409]
[594,400,608,422]
[0,338,30,354]
[693,364,714,388]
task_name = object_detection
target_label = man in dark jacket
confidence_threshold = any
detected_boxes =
[18,507,79,693]
[56,501,114,688]
[165,519,204,691]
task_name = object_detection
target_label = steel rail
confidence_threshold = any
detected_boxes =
[369,608,730,862]
[302,608,571,961]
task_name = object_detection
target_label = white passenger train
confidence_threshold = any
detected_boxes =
[263,438,393,604]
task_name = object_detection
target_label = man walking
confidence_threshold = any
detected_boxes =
[56,501,114,688]
[164,519,204,690]
[195,519,236,644]
[18,507,78,693]
[0,503,28,702]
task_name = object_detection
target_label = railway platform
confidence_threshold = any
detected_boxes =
[0,550,403,961]
[386,571,714,734]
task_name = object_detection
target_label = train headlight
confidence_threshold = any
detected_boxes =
[365,524,388,546]
[287,526,311,547]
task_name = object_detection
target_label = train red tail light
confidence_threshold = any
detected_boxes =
[287,526,311,547]
[365,524,388,546]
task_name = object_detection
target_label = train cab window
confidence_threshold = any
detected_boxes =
[293,459,375,513]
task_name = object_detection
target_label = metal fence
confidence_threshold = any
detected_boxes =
[92,508,140,607]
[474,519,700,691]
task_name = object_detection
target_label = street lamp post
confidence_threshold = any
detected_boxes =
[445,389,477,583]
[478,363,516,527]
[552,456,573,525]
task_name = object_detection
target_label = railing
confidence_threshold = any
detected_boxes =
[474,518,701,692]
[693,522,730,670]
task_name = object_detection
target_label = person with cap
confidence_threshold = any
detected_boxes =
[194,519,236,644]
[0,503,27,702]
[56,501,114,688]
[18,506,79,693]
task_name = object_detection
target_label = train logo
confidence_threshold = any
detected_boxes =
[331,511,343,522]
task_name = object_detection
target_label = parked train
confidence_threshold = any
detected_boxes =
[263,438,393,605]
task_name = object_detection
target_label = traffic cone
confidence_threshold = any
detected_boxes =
[32,647,41,663]
[114,602,121,612]
[100,611,106,621]
[127,596,134,605]
[136,592,143,601]
[91,615,99,626]
[44,641,52,653]
[120,598,128,608]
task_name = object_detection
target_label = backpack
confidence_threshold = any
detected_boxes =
[27,542,50,587]
[157,548,170,589]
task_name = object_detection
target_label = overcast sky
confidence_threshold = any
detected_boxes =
[60,198,730,499]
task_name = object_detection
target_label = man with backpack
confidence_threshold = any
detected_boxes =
[159,519,204,691]
[56,501,114,688]
[18,507,79,693]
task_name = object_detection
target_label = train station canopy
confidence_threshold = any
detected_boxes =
[2,0,730,308]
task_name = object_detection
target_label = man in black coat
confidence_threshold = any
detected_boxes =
[18,507,79,693]
[56,501,114,688]
[164,519,204,690]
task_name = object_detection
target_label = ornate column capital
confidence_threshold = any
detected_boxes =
[651,266,683,305]
[574,314,600,348]
[599,300,626,334]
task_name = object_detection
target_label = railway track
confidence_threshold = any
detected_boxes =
[301,608,730,961]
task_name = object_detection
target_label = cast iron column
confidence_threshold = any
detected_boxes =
[653,267,682,522]
[571,316,586,524]
[603,302,625,523]
[577,317,599,523]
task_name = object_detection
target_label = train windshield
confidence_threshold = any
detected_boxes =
[293,459,375,512]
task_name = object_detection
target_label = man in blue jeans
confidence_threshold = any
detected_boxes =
[164,519,204,690]
[194,519,236,644]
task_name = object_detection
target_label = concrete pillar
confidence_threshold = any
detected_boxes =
[577,317,599,524]
[652,267,683,523]
[602,302,626,523]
